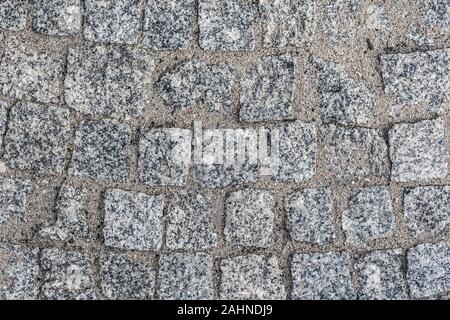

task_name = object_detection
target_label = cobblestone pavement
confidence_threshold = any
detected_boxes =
[0,0,449,300]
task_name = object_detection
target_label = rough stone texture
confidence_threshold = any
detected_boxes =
[3,102,71,175]
[103,188,164,251]
[32,0,82,36]
[65,45,154,118]
[158,253,214,300]
[0,0,28,31]
[407,242,450,299]
[354,249,407,300]
[0,100,9,149]
[220,255,286,300]
[69,119,132,182]
[292,252,354,300]
[100,251,156,300]
[224,189,275,248]
[285,188,335,245]
[389,118,448,182]
[0,178,32,225]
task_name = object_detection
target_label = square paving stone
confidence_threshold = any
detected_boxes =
[166,192,217,250]
[103,188,164,251]
[224,189,275,248]
[138,128,191,187]
[142,0,193,50]
[32,0,82,36]
[354,249,407,300]
[100,251,156,300]
[0,178,32,225]
[0,243,39,300]
[68,119,132,182]
[342,186,395,245]
[3,102,71,175]
[158,253,214,300]
[407,242,450,299]
[0,100,9,149]
[389,118,448,182]
[41,248,96,300]
[65,45,154,118]
[291,252,354,300]
[220,254,286,300]
[84,0,143,44]
[285,188,335,245]
[199,0,255,51]
[0,0,28,31]
[0,37,64,104]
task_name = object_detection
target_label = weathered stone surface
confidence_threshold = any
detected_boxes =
[389,118,448,182]
[158,253,214,300]
[292,252,354,300]
[0,178,32,225]
[0,100,9,149]
[220,254,285,300]
[285,188,334,245]
[32,0,82,36]
[103,188,164,251]
[0,0,27,31]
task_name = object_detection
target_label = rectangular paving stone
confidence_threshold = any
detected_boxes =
[103,188,164,251]
[0,0,28,31]
[0,100,8,149]
[0,178,32,225]
[389,118,448,182]
[32,0,82,36]
[158,253,214,300]
[3,102,71,175]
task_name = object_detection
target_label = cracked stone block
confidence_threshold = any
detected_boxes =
[41,248,96,300]
[69,119,132,182]
[323,124,388,181]
[0,37,64,104]
[285,188,335,245]
[0,243,39,300]
[312,57,375,126]
[410,0,449,47]
[0,100,8,149]
[32,0,82,36]
[389,118,448,182]
[84,0,143,44]
[224,189,275,248]
[158,253,214,300]
[100,252,156,300]
[3,102,71,175]
[354,249,407,300]
[220,255,286,300]
[343,186,395,245]
[138,128,191,187]
[156,59,233,113]
[292,252,354,300]
[142,0,192,50]
[199,0,255,51]
[65,45,154,118]
[103,189,164,251]
[166,192,217,250]
[0,0,27,31]
[407,242,450,299]
[380,49,450,114]
[259,0,315,48]
[39,185,88,241]
[240,55,296,122]
[0,178,32,225]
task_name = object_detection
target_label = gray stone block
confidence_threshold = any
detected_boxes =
[32,0,82,36]
[0,0,28,31]
[0,178,32,225]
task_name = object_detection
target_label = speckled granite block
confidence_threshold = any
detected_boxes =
[0,37,64,104]
[224,189,275,248]
[342,186,395,245]
[100,252,156,300]
[0,243,39,300]
[220,254,286,300]
[389,118,448,182]
[199,0,255,51]
[158,253,214,300]
[32,0,82,36]
[69,119,132,182]
[3,102,71,175]
[65,45,154,118]
[0,0,28,31]
[407,242,450,299]
[292,252,354,300]
[142,0,192,50]
[103,189,164,251]
[166,192,217,250]
[0,178,32,225]
[0,100,8,149]
[285,188,334,245]
[138,128,191,187]
[410,0,449,47]
[355,249,407,300]
[41,248,96,300]
[240,55,295,122]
